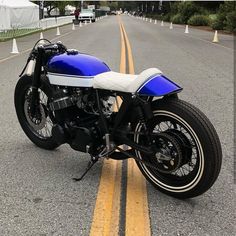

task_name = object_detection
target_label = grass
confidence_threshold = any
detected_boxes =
[0,28,41,42]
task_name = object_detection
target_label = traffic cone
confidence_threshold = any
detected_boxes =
[72,23,75,30]
[39,32,46,45]
[212,30,219,43]
[56,26,60,36]
[150,18,152,23]
[79,21,82,27]
[185,25,189,34]
[170,22,173,29]
[40,32,44,39]
[11,38,19,54]
[161,20,164,26]
[154,19,157,24]
[146,18,148,22]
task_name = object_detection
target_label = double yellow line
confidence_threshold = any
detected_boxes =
[89,17,150,236]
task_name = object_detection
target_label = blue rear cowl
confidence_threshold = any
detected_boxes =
[138,75,182,96]
[47,53,110,76]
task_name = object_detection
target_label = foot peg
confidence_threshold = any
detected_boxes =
[73,156,98,182]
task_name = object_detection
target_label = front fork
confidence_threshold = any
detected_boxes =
[30,46,44,115]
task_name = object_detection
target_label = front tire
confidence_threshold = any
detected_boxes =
[134,98,222,198]
[14,75,58,150]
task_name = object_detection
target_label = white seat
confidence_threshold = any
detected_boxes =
[93,68,163,93]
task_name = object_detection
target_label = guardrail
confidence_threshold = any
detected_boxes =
[0,16,74,41]
[39,16,74,29]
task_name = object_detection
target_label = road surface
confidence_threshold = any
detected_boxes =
[0,15,234,236]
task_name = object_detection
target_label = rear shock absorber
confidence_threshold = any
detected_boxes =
[135,98,153,145]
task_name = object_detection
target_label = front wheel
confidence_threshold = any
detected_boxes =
[134,98,222,198]
[14,75,59,150]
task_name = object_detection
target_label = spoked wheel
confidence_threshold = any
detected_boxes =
[134,98,222,199]
[15,75,58,150]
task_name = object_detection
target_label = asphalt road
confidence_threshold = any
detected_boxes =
[0,15,235,235]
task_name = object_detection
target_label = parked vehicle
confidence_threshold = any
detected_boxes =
[78,9,95,22]
[15,41,222,199]
[109,11,117,15]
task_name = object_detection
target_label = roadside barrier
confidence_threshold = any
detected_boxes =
[154,20,157,25]
[150,19,152,23]
[212,30,219,43]
[185,25,189,34]
[40,16,74,30]
[11,38,19,54]
[0,16,74,42]
[170,22,173,29]
[5,14,107,54]
[90,19,92,24]
[161,21,164,26]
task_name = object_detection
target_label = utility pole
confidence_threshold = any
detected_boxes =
[39,0,44,20]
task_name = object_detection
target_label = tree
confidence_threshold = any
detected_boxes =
[33,1,76,16]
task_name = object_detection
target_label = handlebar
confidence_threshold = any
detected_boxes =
[41,41,67,53]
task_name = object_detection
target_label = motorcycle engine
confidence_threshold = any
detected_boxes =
[49,87,113,154]
[50,87,113,116]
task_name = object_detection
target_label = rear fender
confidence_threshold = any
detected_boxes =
[137,74,182,96]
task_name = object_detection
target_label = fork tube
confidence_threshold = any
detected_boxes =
[30,46,44,115]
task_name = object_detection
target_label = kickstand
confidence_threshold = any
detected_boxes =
[73,156,98,182]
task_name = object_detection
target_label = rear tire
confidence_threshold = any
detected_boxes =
[134,98,222,198]
[14,75,59,150]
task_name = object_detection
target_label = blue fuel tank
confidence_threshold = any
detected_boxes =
[47,53,110,76]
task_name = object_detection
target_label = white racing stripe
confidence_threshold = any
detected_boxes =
[48,73,94,87]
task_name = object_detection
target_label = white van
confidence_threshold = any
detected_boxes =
[78,9,95,22]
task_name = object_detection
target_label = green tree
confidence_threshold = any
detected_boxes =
[33,1,76,16]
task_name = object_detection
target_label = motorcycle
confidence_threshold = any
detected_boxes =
[14,40,222,198]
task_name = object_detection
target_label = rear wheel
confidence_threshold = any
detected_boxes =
[134,98,222,198]
[14,75,58,150]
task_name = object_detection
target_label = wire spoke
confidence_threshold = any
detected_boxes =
[25,87,53,139]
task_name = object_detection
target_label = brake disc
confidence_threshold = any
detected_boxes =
[24,100,47,131]
[153,132,183,174]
